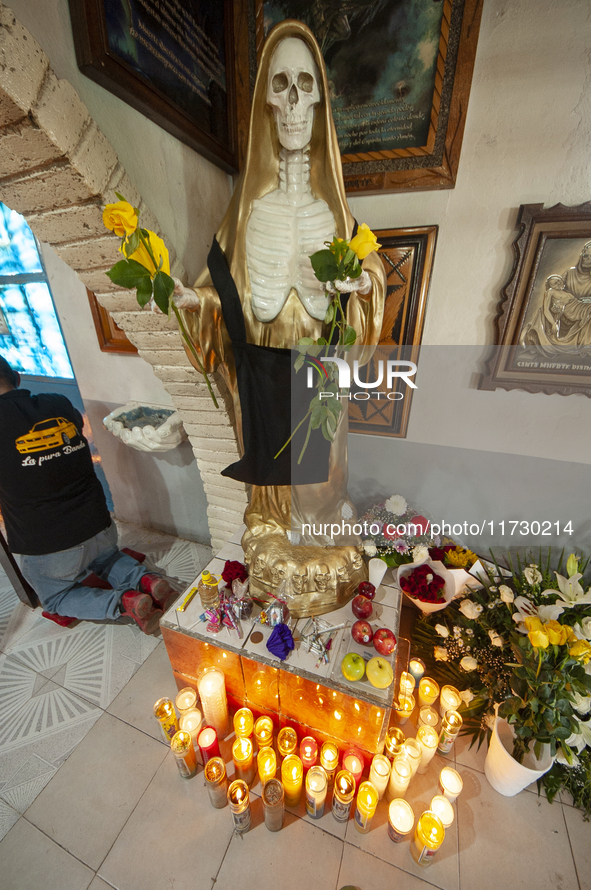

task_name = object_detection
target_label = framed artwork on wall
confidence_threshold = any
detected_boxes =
[479,202,591,398]
[68,0,253,172]
[349,225,438,438]
[87,289,138,354]
[256,0,482,194]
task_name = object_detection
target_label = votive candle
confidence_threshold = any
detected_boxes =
[198,668,229,738]
[418,706,439,729]
[354,781,379,833]
[204,756,228,808]
[439,767,463,802]
[418,677,440,708]
[369,754,391,799]
[439,684,462,718]
[254,715,274,749]
[438,710,463,755]
[175,686,197,714]
[342,746,364,787]
[300,736,318,769]
[153,697,178,743]
[232,736,255,785]
[179,707,203,753]
[408,658,426,683]
[319,741,339,786]
[233,707,254,740]
[198,725,220,763]
[386,754,412,801]
[277,726,298,762]
[262,778,284,831]
[384,726,406,761]
[257,745,277,784]
[402,738,422,777]
[170,730,197,779]
[388,799,415,842]
[411,810,445,867]
[281,753,304,806]
[399,671,416,696]
[305,765,328,818]
[393,694,415,725]
[430,794,455,829]
[332,769,355,822]
[417,725,439,774]
[227,779,251,833]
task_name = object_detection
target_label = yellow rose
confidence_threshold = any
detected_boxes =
[524,616,544,634]
[349,223,381,260]
[103,200,138,238]
[124,230,170,278]
[528,629,550,649]
[544,620,568,646]
[570,640,591,664]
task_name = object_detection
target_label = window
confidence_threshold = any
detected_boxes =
[0,203,74,378]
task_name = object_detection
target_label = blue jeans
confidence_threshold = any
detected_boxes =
[20,523,149,620]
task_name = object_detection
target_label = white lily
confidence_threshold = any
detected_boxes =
[556,747,580,767]
[552,572,591,606]
[579,721,591,748]
[571,690,591,715]
[536,603,565,622]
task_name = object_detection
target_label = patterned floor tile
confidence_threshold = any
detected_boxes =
[144,539,212,583]
[0,585,39,654]
[0,799,19,842]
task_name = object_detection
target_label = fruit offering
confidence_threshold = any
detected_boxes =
[351,619,373,645]
[373,627,397,656]
[357,581,376,601]
[341,652,366,682]
[366,656,394,689]
[352,594,373,619]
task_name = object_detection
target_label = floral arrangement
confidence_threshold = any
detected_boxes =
[412,550,591,817]
[400,563,446,604]
[429,544,478,569]
[102,197,218,407]
[359,494,434,564]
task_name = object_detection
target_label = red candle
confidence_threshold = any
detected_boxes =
[198,725,220,763]
[300,736,318,769]
[342,746,364,788]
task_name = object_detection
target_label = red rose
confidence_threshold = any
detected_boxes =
[222,560,248,587]
[400,563,445,603]
[409,515,429,535]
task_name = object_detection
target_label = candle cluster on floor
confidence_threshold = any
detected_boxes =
[153,665,464,865]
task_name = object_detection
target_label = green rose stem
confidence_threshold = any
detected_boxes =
[273,406,312,460]
[136,229,219,410]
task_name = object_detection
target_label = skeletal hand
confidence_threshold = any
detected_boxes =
[326,270,371,296]
[171,278,201,310]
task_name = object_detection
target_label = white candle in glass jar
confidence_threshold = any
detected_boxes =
[386,754,412,801]
[402,738,422,778]
[369,754,391,799]
[431,794,455,828]
[439,767,463,802]
[399,671,416,696]
[418,677,440,708]
[198,668,229,738]
[416,725,438,774]
[179,707,203,752]
[175,686,197,714]
[439,684,462,717]
[388,799,415,842]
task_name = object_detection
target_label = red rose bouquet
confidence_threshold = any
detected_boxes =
[400,563,446,604]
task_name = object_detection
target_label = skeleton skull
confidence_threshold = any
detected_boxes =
[267,38,321,150]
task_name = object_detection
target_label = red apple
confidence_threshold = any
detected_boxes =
[352,594,373,619]
[351,619,374,646]
[357,581,376,601]
[373,627,397,656]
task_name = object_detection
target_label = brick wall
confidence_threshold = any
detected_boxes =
[0,2,247,550]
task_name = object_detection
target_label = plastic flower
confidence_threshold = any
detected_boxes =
[460,656,478,671]
[349,223,381,260]
[434,646,449,661]
[570,639,591,664]
[458,600,483,620]
[103,200,138,237]
[523,565,542,586]
[552,572,591,606]
[499,585,514,604]
[124,230,170,278]
[385,494,407,516]
[435,624,449,638]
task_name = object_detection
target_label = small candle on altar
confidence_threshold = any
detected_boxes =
[386,754,412,801]
[388,799,415,843]
[305,766,328,818]
[254,716,274,749]
[262,778,284,831]
[417,725,439,774]
[408,658,426,683]
[439,684,462,718]
[198,725,220,763]
[384,726,406,761]
[418,677,440,708]
[175,686,197,715]
[300,736,318,769]
[319,741,339,785]
[227,779,251,833]
[331,769,355,823]
[198,668,229,738]
[342,746,364,787]
[179,708,203,752]
[438,710,463,755]
[281,754,304,807]
[369,754,391,799]
[411,810,445,867]
[277,726,298,762]
[204,757,228,808]
[232,736,255,785]
[399,671,416,696]
[402,738,422,778]
[170,730,197,779]
[439,766,463,802]
[153,697,178,744]
[393,694,415,725]
[418,706,439,729]
[353,781,379,833]
[431,794,455,829]
[233,707,254,740]
[257,745,277,784]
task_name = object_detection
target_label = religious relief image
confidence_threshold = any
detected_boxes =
[513,237,591,373]
[262,0,446,156]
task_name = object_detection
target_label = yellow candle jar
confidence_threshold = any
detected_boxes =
[384,726,406,761]
[170,730,197,779]
[386,754,412,802]
[153,697,178,744]
[354,781,379,833]
[393,694,415,725]
[369,754,391,799]
[254,716,274,749]
[417,725,439,774]
[257,745,277,784]
[418,677,440,708]
[277,726,298,762]
[331,769,355,823]
[281,753,304,807]
[227,779,251,833]
[232,736,255,786]
[411,810,445,867]
[233,707,254,740]
[439,684,462,718]
[319,741,339,786]
[204,757,228,808]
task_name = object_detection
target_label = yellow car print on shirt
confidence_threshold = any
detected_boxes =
[16,417,78,454]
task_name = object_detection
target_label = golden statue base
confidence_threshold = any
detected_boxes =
[244,534,368,619]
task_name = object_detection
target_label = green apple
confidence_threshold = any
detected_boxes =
[341,652,365,682]
[366,656,394,689]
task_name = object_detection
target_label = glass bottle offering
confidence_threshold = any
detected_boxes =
[198,570,220,610]
[411,810,445,867]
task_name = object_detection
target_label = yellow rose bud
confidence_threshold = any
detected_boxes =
[570,640,591,664]
[528,629,550,649]
[349,223,381,260]
[565,626,578,643]
[524,616,544,634]
[544,620,567,646]
[123,230,170,278]
[103,200,138,238]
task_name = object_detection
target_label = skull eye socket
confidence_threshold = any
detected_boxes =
[272,72,289,93]
[298,72,314,93]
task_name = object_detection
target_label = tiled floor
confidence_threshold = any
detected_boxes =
[0,522,589,890]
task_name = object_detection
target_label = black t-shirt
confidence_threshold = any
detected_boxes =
[0,389,111,555]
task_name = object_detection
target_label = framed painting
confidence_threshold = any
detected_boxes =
[479,202,591,398]
[87,288,138,354]
[349,224,438,437]
[255,0,482,194]
[68,0,253,172]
